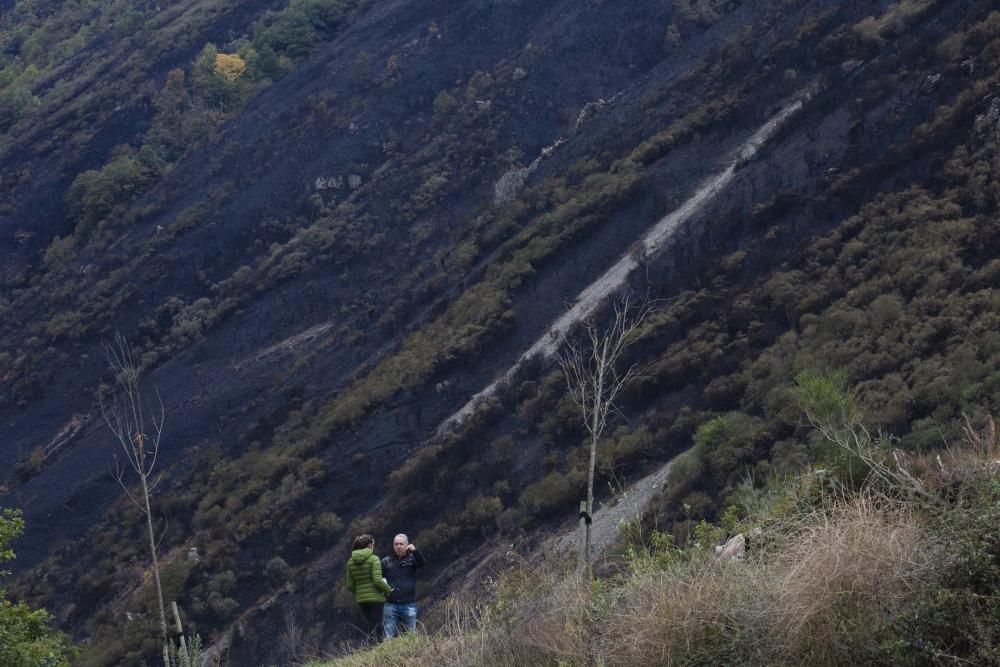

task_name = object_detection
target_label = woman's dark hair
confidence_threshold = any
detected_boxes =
[352,534,374,550]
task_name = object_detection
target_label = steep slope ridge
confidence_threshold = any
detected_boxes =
[1,0,734,659]
[1,0,997,663]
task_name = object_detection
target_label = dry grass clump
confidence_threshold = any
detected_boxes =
[473,561,595,665]
[601,564,768,666]
[771,494,930,663]
[306,633,465,667]
[904,415,1000,492]
[601,492,929,666]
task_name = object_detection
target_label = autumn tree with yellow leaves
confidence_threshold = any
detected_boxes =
[214,53,246,81]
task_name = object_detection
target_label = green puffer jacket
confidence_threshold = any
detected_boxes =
[346,548,391,603]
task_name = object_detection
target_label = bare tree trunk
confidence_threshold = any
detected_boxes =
[100,332,169,657]
[142,467,167,642]
[560,295,652,577]
[585,410,600,572]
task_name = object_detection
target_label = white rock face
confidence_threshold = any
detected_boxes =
[715,533,746,563]
[493,138,567,205]
[919,73,942,95]
[315,175,346,190]
[494,167,532,205]
[575,92,622,133]
[974,97,1000,136]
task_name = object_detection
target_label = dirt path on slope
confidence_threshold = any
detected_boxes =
[545,456,678,560]
[429,453,681,608]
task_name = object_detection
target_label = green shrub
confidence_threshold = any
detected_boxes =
[518,469,585,520]
[432,90,457,118]
[0,509,74,666]
[65,146,154,237]
[265,557,291,584]
[0,81,39,131]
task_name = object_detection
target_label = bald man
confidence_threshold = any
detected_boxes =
[381,533,426,637]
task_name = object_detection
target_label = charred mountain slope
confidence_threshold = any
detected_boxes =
[1,0,998,662]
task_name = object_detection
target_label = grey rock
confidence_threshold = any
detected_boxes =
[840,59,864,75]
[493,137,567,205]
[575,92,623,133]
[974,97,1000,135]
[714,533,746,563]
[919,73,942,95]
[315,175,346,191]
[494,167,532,205]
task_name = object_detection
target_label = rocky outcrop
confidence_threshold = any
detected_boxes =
[975,96,1000,136]
[493,138,567,205]
[715,533,746,563]
[314,174,363,191]
[493,166,533,205]
[575,92,623,133]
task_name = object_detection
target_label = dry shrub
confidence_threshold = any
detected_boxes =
[309,632,466,667]
[315,563,596,667]
[601,563,770,666]
[916,415,1000,491]
[771,493,931,663]
[476,563,595,666]
[601,493,930,666]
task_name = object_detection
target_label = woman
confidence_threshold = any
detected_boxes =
[346,534,391,641]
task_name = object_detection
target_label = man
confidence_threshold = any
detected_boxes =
[381,533,426,638]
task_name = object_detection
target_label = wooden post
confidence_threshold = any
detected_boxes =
[172,601,188,661]
[578,500,588,575]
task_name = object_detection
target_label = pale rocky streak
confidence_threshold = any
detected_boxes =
[442,96,809,433]
[545,456,677,559]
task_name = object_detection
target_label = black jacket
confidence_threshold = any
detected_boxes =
[381,549,426,604]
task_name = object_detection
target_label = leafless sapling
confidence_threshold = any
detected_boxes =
[100,332,168,647]
[559,294,652,574]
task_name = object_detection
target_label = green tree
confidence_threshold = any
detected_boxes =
[65,146,153,237]
[0,508,73,667]
[260,8,317,58]
[433,90,457,119]
[0,82,39,131]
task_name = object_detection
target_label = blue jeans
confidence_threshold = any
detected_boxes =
[383,602,418,638]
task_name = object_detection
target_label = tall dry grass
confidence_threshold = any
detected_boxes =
[771,494,930,663]
[900,415,1000,492]
[600,492,929,666]
[601,564,767,666]
[471,559,596,665]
